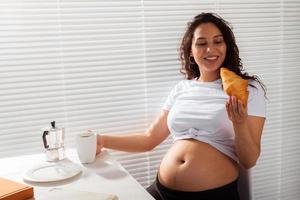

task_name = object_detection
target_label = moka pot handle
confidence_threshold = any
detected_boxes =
[42,131,49,149]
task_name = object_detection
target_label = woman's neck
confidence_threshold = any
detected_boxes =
[198,74,220,82]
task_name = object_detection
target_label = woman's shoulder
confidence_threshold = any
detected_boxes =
[247,79,267,116]
[248,80,265,92]
[248,79,266,100]
[173,79,193,88]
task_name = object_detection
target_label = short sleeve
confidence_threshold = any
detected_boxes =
[247,81,267,117]
[162,80,184,111]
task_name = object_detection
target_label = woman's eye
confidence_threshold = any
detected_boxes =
[215,40,224,44]
[196,43,206,46]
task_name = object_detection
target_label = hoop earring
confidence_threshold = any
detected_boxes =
[189,56,195,64]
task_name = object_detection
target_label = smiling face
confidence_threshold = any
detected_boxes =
[191,22,227,79]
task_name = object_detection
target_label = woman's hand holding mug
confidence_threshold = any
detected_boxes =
[96,133,104,155]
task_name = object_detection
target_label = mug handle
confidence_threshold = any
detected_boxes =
[42,131,49,148]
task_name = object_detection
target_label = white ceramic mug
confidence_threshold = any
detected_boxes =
[76,131,97,164]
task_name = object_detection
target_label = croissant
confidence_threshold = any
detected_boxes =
[220,67,249,107]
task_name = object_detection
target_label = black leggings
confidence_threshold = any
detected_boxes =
[146,176,240,200]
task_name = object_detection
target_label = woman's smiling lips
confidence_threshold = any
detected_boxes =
[204,56,219,63]
[204,56,219,60]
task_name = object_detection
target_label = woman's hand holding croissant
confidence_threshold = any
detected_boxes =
[226,96,248,124]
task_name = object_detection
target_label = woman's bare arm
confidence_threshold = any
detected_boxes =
[226,96,265,169]
[97,110,170,153]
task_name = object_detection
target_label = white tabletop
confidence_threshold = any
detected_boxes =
[0,149,155,200]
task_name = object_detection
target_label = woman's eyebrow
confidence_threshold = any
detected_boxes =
[196,34,223,40]
[214,34,223,38]
[196,37,206,40]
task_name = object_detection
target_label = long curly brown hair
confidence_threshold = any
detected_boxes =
[179,12,266,94]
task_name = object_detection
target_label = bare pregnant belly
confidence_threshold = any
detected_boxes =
[158,139,239,191]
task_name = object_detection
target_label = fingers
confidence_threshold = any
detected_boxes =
[226,96,248,124]
[96,145,102,155]
[96,134,104,155]
[237,99,243,115]
[231,96,239,114]
[226,96,241,117]
[226,100,232,120]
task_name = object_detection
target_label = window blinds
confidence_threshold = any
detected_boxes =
[0,0,150,186]
[281,1,300,200]
[1,0,300,199]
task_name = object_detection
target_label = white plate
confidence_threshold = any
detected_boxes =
[23,159,82,182]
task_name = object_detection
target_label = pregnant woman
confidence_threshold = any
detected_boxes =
[94,12,266,200]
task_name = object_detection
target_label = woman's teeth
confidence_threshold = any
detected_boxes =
[205,56,218,60]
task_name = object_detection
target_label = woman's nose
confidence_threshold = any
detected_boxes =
[206,46,213,53]
[206,43,215,53]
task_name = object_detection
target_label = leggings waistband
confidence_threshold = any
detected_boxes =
[154,176,240,200]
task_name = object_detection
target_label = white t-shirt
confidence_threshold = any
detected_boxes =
[162,78,266,163]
